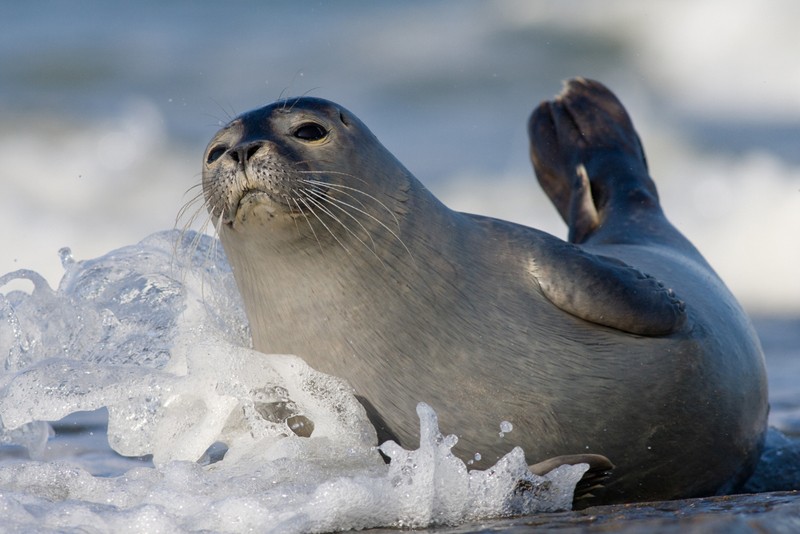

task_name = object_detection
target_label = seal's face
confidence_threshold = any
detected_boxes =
[203,98,349,230]
[202,97,413,256]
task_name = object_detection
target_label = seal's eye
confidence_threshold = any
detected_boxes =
[293,122,328,142]
[207,145,227,164]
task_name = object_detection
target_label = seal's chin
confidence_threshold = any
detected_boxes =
[238,189,275,208]
[225,189,300,228]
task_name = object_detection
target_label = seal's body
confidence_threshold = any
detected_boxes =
[202,79,767,506]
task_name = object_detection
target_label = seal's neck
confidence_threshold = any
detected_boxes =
[219,176,456,362]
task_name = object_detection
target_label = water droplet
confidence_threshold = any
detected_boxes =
[58,247,75,268]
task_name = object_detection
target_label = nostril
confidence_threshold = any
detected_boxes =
[232,142,263,165]
[246,144,261,160]
[206,145,228,165]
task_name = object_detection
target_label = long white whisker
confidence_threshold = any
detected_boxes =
[298,197,351,256]
[304,188,378,253]
[172,185,216,276]
[283,193,302,233]
[298,178,371,215]
[299,178,401,230]
[292,166,371,188]
[300,180,414,264]
[175,191,204,227]
[303,195,377,260]
[291,196,322,250]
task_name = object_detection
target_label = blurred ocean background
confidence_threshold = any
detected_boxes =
[2,0,799,315]
[1,1,799,530]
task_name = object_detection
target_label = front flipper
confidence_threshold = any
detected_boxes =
[530,239,686,336]
[529,454,614,508]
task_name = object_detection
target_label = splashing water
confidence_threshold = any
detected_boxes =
[0,230,586,532]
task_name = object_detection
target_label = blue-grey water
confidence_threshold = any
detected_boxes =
[1,1,799,531]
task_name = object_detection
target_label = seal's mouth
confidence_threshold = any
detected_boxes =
[239,188,271,205]
[231,188,305,222]
[226,180,334,226]
[219,189,272,226]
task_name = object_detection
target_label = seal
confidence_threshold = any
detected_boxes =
[201,79,768,507]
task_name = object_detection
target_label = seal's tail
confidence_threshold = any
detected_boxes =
[528,78,660,244]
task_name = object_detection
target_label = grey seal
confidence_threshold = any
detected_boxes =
[200,79,768,506]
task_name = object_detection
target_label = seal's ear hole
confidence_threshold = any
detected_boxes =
[339,111,350,126]
[293,122,328,141]
[206,145,227,165]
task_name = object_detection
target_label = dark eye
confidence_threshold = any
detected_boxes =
[206,145,227,164]
[293,122,328,141]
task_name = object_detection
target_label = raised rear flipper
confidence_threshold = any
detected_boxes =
[528,78,662,245]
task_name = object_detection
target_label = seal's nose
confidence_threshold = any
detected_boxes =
[230,142,264,165]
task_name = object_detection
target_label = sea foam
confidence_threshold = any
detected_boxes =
[0,230,585,533]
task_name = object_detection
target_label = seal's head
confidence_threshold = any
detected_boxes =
[202,98,416,255]
[201,97,432,354]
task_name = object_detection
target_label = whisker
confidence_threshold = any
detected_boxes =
[213,208,224,237]
[175,191,207,229]
[298,197,351,256]
[184,182,204,194]
[292,174,371,214]
[283,194,302,234]
[186,211,224,301]
[291,196,322,251]
[293,166,371,188]
[304,188,378,253]
[208,97,237,124]
[299,178,401,230]
[302,195,377,260]
[299,179,414,265]
[172,184,215,275]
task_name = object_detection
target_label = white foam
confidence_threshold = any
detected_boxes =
[0,231,586,532]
